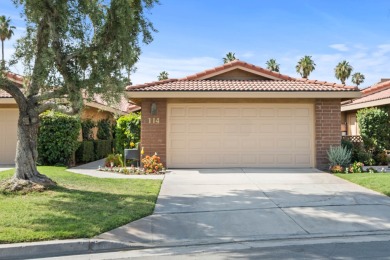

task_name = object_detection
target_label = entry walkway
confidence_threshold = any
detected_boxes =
[97,168,390,246]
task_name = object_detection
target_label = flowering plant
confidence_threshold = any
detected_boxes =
[141,154,164,174]
[330,165,344,173]
[349,162,364,173]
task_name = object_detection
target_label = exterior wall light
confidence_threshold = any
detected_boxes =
[151,102,157,115]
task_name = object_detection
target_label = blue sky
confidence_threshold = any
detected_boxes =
[2,0,390,87]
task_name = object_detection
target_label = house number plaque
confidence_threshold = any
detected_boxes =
[148,118,160,124]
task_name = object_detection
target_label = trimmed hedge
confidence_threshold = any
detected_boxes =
[76,141,95,163]
[38,111,81,166]
[76,139,112,163]
[94,139,112,160]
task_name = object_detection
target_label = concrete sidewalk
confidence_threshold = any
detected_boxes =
[98,168,390,247]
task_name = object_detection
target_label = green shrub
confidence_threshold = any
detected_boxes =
[341,139,353,152]
[76,141,95,163]
[327,145,351,167]
[115,113,141,153]
[105,154,123,167]
[357,107,390,152]
[97,119,111,140]
[38,111,81,165]
[81,119,95,140]
[94,140,112,160]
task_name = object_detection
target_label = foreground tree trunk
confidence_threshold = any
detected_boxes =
[0,103,55,192]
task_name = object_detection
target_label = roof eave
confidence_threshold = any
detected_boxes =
[341,97,390,112]
[126,91,361,99]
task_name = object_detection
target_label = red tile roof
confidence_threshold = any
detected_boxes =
[1,71,138,112]
[342,81,390,107]
[127,80,356,92]
[126,60,358,92]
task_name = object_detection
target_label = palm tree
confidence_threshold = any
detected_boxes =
[0,16,15,69]
[157,71,169,81]
[266,59,280,72]
[335,60,353,84]
[296,56,316,78]
[223,52,236,64]
[351,72,365,87]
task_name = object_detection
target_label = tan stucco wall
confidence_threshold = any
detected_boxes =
[208,69,271,80]
[80,106,115,140]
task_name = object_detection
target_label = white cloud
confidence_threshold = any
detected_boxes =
[329,44,349,52]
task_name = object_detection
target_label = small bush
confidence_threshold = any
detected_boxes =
[341,139,353,152]
[327,145,351,167]
[349,162,364,173]
[105,154,123,167]
[97,119,111,140]
[76,141,95,163]
[94,140,112,160]
[142,154,164,174]
[38,111,81,165]
[375,151,389,165]
[81,119,95,140]
[330,165,344,173]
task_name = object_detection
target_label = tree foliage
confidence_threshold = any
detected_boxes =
[0,15,15,68]
[0,0,157,189]
[351,72,365,87]
[335,60,353,84]
[356,107,390,152]
[157,71,169,80]
[296,56,316,78]
[223,52,236,64]
[266,59,280,72]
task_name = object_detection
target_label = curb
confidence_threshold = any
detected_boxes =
[0,239,142,260]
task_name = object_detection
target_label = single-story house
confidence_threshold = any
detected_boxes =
[341,79,390,136]
[0,72,139,165]
[126,60,360,170]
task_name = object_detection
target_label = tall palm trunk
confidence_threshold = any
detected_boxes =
[1,39,4,69]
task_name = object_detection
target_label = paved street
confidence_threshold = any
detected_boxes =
[98,168,390,246]
[42,234,390,259]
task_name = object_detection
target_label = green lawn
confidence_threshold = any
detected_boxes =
[0,167,162,243]
[335,172,390,196]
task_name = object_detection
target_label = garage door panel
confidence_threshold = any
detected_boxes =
[167,103,313,168]
[171,107,186,117]
[224,108,240,117]
[188,107,203,117]
[205,108,222,117]
[242,108,258,117]
[0,109,18,164]
[259,108,276,117]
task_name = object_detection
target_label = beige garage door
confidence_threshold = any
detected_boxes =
[167,103,314,168]
[0,109,18,165]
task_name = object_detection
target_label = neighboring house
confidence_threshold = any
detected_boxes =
[0,72,139,165]
[126,60,360,170]
[341,79,390,136]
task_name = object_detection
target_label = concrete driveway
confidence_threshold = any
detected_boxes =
[98,168,390,246]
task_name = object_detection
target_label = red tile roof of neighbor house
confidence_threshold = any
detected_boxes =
[126,60,359,92]
[0,71,139,113]
[342,80,390,107]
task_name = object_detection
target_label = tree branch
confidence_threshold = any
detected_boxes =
[37,102,76,115]
[0,77,27,109]
[33,87,67,102]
